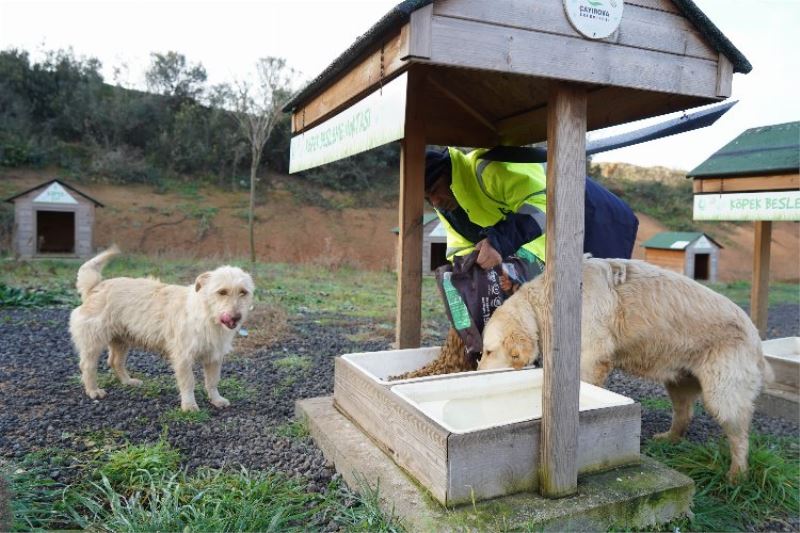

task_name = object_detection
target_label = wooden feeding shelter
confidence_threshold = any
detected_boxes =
[689,121,800,337]
[285,0,750,498]
[392,213,448,274]
[4,179,103,258]
[642,231,722,282]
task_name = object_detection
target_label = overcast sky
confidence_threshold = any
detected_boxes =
[1,0,798,171]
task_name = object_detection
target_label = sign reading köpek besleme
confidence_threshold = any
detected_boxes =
[289,73,407,173]
[693,191,800,221]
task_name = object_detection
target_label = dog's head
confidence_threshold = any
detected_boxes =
[478,292,539,371]
[194,267,255,330]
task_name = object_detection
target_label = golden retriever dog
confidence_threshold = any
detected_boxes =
[480,257,772,480]
[69,247,254,412]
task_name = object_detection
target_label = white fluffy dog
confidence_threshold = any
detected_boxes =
[480,257,772,480]
[69,247,254,411]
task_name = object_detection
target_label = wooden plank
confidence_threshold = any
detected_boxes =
[291,26,410,134]
[429,16,720,99]
[448,421,540,504]
[644,248,686,271]
[396,69,425,349]
[433,0,716,60]
[693,174,800,193]
[716,53,733,97]
[333,358,450,502]
[750,221,772,338]
[576,404,641,473]
[427,75,497,135]
[540,82,586,498]
[407,3,433,59]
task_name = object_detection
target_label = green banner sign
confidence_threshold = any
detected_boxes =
[693,191,800,221]
[289,73,407,173]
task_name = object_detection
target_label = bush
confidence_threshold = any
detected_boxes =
[90,147,161,184]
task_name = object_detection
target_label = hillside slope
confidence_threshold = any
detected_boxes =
[1,168,798,281]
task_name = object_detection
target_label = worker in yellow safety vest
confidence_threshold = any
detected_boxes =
[424,146,547,282]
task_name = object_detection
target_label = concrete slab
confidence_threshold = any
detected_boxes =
[756,388,800,425]
[297,396,695,532]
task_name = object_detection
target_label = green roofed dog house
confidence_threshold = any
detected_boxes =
[286,0,750,516]
[642,231,722,282]
[392,213,447,274]
[4,179,104,258]
[689,121,800,337]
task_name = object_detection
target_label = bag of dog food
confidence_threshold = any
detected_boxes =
[435,251,542,360]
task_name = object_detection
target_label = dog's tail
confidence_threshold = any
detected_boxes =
[76,246,120,302]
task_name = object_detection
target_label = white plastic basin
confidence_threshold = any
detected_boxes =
[762,337,800,391]
[392,368,634,433]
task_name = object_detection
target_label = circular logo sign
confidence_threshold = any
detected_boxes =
[564,0,624,40]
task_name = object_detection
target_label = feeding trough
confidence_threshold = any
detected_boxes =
[334,359,640,506]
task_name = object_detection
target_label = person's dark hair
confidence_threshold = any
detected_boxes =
[425,147,451,191]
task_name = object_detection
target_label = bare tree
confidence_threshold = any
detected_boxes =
[231,57,295,263]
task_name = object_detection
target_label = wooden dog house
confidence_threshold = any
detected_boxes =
[4,179,103,258]
[689,121,799,336]
[285,0,750,499]
[642,231,722,281]
[392,213,447,274]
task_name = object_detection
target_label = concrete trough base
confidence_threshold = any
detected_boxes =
[756,388,800,425]
[297,396,694,532]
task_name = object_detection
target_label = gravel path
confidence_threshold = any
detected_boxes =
[0,302,797,502]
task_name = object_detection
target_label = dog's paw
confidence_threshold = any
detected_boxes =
[652,431,681,443]
[124,378,143,387]
[87,388,107,400]
[211,396,231,409]
[181,402,200,412]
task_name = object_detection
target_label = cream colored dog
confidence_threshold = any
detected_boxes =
[69,247,254,411]
[480,257,772,480]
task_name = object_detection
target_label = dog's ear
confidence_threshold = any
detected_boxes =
[194,272,211,292]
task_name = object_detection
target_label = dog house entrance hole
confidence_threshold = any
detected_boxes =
[693,253,710,280]
[36,210,75,254]
[430,242,448,271]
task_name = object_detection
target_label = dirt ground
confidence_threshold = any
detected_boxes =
[2,169,798,281]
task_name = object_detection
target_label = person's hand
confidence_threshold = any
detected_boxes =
[475,238,502,269]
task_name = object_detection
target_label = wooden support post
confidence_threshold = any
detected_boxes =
[750,220,772,338]
[396,71,425,348]
[540,82,587,498]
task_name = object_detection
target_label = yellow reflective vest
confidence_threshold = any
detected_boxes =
[436,147,547,263]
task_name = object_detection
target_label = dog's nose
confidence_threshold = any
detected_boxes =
[232,313,242,323]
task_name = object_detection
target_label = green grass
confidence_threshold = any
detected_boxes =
[160,407,211,424]
[706,279,800,307]
[4,441,402,532]
[273,355,312,372]
[645,433,800,531]
[275,418,311,440]
[639,396,672,411]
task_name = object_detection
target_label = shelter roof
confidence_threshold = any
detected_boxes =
[688,121,800,179]
[284,0,751,113]
[641,231,722,250]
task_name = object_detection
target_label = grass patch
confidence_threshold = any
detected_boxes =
[639,397,672,411]
[275,418,310,440]
[0,282,79,308]
[4,441,402,532]
[645,433,800,531]
[706,279,800,307]
[273,355,312,372]
[218,377,255,401]
[160,408,211,424]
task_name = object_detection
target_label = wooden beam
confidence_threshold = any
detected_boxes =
[428,75,498,135]
[716,53,733,97]
[291,25,410,134]
[540,81,586,498]
[407,3,433,59]
[396,69,425,348]
[693,174,800,193]
[750,221,772,338]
